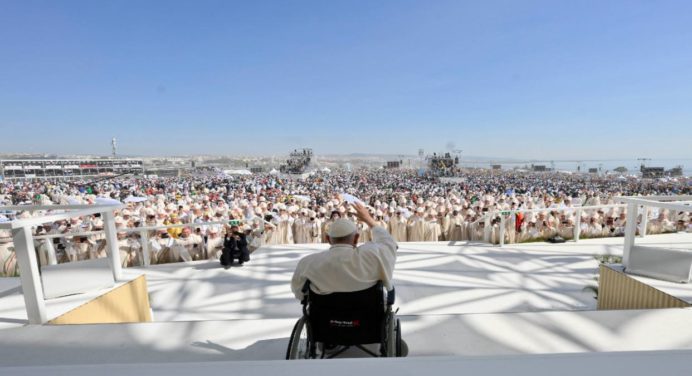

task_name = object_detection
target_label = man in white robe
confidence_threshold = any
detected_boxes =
[424,211,442,242]
[306,212,322,244]
[407,208,426,242]
[388,210,408,242]
[447,210,465,241]
[293,210,307,244]
[206,227,224,260]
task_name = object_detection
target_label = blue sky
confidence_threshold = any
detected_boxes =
[1,0,691,159]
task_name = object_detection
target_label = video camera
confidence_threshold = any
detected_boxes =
[228,219,243,226]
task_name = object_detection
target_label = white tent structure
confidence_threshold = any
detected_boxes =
[223,169,252,176]
[123,196,148,203]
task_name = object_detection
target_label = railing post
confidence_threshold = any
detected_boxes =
[574,208,581,242]
[140,230,150,267]
[103,211,123,281]
[499,215,505,247]
[623,202,638,268]
[483,213,492,243]
[12,226,47,324]
[44,239,58,265]
[639,205,648,238]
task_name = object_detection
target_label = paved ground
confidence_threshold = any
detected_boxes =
[0,233,690,366]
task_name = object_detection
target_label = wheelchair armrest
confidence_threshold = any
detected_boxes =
[387,287,395,305]
[301,280,311,306]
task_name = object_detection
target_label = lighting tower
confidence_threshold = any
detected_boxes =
[452,149,463,167]
[637,158,651,172]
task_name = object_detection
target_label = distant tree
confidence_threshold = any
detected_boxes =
[614,166,628,173]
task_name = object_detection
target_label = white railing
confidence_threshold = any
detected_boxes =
[617,195,692,268]
[0,204,124,324]
[30,221,232,268]
[483,203,661,247]
[1,203,263,324]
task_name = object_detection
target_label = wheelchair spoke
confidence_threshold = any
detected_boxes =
[297,323,309,358]
[287,317,313,360]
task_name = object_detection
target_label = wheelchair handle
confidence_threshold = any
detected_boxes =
[387,287,396,306]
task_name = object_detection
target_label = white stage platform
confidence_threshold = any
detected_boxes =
[4,350,692,376]
[0,275,140,330]
[1,307,692,366]
[0,233,691,367]
[137,232,692,322]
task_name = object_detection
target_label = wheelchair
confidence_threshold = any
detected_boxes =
[286,280,403,359]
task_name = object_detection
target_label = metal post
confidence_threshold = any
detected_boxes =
[483,213,492,243]
[499,215,505,247]
[639,206,648,238]
[44,239,58,265]
[12,226,47,324]
[574,208,581,242]
[140,230,150,267]
[623,203,638,268]
[102,211,123,281]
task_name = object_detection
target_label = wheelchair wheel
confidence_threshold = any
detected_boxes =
[286,316,312,360]
[386,312,397,357]
[395,318,402,357]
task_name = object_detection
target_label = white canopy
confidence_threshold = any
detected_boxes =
[94,197,122,206]
[123,196,148,203]
[223,169,253,176]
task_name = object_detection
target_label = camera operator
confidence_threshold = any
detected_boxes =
[221,224,249,268]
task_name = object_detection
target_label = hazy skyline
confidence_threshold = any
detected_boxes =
[1,1,692,159]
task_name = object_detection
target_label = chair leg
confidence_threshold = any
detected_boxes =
[355,345,380,357]
[325,345,351,359]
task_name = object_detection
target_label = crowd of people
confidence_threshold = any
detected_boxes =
[1,169,690,277]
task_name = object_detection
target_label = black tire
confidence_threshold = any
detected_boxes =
[386,312,396,357]
[395,319,402,357]
[286,317,311,360]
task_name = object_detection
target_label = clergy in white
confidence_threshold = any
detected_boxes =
[291,203,398,300]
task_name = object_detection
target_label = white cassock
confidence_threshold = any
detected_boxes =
[291,227,397,300]
[293,217,307,244]
[358,222,371,243]
[424,219,441,242]
[322,220,334,243]
[448,216,464,241]
[407,216,426,242]
[526,226,541,241]
[539,223,557,239]
[154,236,176,264]
[388,216,408,242]
[516,224,530,243]
[279,216,294,244]
[440,215,451,241]
[0,231,17,277]
[306,220,321,244]
[206,236,224,259]
[469,222,484,242]
[264,227,279,245]
[173,234,203,261]
[248,228,264,252]
[558,225,574,240]
[587,223,603,238]
[118,238,141,267]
